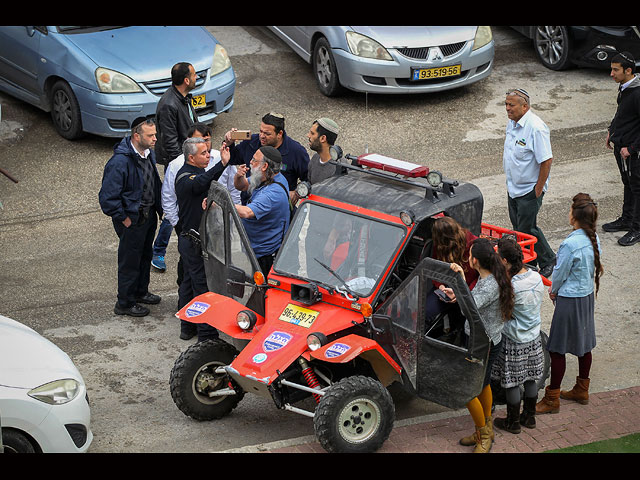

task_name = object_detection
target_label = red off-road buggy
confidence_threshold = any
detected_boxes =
[169,152,549,453]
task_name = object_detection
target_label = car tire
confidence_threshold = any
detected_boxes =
[1,428,37,453]
[312,37,344,97]
[314,375,394,453]
[50,80,85,140]
[169,338,244,421]
[533,26,573,71]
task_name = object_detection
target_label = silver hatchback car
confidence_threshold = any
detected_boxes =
[267,26,494,96]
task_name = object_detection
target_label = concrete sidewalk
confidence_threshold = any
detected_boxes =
[258,386,640,453]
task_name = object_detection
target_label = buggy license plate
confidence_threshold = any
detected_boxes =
[412,64,461,81]
[191,94,206,109]
[278,304,319,328]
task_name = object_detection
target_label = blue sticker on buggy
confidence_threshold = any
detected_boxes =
[263,331,292,352]
[325,343,350,358]
[185,301,210,317]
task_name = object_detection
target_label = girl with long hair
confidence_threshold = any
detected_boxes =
[536,193,603,414]
[491,237,546,434]
[444,237,514,453]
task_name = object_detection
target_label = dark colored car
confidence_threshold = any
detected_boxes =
[512,26,640,71]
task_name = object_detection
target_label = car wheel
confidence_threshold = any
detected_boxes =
[312,37,344,97]
[1,429,37,453]
[314,375,394,453]
[533,26,573,71]
[50,80,84,140]
[169,338,244,421]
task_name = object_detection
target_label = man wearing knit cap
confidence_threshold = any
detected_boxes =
[307,118,340,185]
[234,145,291,274]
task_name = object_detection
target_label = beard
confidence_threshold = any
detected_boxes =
[248,165,265,194]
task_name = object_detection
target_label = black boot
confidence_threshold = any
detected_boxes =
[520,397,537,429]
[494,402,521,434]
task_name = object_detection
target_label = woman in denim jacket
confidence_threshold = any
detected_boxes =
[536,193,603,414]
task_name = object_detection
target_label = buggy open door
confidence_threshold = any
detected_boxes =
[375,257,490,410]
[199,181,264,315]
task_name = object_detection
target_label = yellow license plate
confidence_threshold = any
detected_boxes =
[191,94,206,109]
[278,304,319,328]
[412,64,461,81]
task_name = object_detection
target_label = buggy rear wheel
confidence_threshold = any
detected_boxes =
[169,338,244,420]
[313,375,394,453]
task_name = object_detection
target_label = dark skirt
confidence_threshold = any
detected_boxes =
[491,335,544,389]
[546,292,596,357]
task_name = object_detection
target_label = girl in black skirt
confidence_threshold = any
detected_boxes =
[536,193,603,414]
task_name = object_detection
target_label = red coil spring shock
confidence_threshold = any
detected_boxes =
[299,358,322,403]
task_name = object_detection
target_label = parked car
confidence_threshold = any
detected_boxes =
[0,26,236,140]
[266,26,494,96]
[0,314,92,453]
[512,26,640,71]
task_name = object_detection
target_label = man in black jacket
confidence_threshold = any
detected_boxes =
[604,52,640,246]
[152,62,199,272]
[99,118,163,317]
[175,137,230,340]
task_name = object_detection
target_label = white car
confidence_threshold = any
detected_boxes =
[0,314,92,453]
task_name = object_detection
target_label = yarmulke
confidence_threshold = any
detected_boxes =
[317,117,339,135]
[259,145,282,164]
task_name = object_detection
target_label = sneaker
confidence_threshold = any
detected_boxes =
[602,217,631,232]
[618,230,640,246]
[136,292,161,305]
[114,303,150,317]
[151,255,166,272]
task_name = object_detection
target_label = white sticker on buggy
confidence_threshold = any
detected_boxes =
[185,301,210,317]
[253,353,267,364]
[263,331,292,352]
[325,343,351,358]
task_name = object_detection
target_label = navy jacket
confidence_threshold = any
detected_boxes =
[99,137,162,224]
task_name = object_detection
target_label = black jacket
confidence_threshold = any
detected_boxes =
[609,75,640,155]
[98,137,162,224]
[155,86,198,166]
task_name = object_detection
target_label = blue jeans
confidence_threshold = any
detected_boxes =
[152,217,173,257]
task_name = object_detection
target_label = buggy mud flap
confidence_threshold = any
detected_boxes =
[176,292,264,340]
[311,334,402,387]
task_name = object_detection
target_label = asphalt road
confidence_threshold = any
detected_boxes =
[0,26,638,453]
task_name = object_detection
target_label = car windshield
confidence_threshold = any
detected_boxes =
[274,202,406,298]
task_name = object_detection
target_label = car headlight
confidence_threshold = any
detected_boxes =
[472,26,493,51]
[346,32,393,61]
[95,67,142,93]
[236,310,257,331]
[210,43,232,77]
[28,379,80,405]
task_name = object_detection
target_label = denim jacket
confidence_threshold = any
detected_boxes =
[552,229,601,297]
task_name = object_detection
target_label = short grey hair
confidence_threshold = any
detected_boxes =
[183,137,207,159]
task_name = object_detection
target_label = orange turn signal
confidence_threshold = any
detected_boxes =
[361,303,373,318]
[254,271,265,286]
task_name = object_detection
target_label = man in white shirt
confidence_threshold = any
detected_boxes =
[503,88,556,278]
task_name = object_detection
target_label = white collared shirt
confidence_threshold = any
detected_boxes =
[503,110,553,198]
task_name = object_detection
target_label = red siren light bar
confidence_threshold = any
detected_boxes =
[356,154,429,178]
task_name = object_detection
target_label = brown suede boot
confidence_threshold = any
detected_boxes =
[459,416,493,446]
[473,423,493,453]
[560,377,590,405]
[535,386,560,414]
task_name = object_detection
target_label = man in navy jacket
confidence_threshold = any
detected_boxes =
[99,118,163,317]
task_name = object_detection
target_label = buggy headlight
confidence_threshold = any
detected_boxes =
[28,379,80,405]
[296,181,311,198]
[307,332,328,351]
[236,310,257,330]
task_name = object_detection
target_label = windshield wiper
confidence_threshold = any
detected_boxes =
[313,257,360,300]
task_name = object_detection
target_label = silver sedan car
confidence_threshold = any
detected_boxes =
[267,26,494,96]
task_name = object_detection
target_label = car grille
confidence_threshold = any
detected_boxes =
[396,42,466,59]
[142,69,208,96]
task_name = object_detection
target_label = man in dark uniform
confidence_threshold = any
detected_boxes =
[99,118,163,317]
[175,137,230,340]
[604,52,640,246]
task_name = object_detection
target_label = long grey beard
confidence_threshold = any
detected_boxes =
[248,166,264,194]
